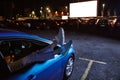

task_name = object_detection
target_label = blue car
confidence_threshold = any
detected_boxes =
[0,28,75,80]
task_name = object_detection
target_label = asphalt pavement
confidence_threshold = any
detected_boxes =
[19,29,120,80]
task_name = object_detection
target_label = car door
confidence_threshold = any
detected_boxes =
[25,40,64,80]
[0,39,63,80]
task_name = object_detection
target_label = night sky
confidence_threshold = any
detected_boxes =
[0,0,120,17]
[1,0,120,9]
[13,0,120,13]
[13,0,69,10]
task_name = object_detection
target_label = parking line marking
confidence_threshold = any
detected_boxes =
[79,57,107,64]
[79,57,107,80]
[81,60,93,80]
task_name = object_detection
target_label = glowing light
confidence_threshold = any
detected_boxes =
[61,12,64,15]
[40,10,42,13]
[55,11,58,16]
[32,11,35,15]
[102,4,105,8]
[62,16,68,20]
[67,12,69,16]
[69,0,97,18]
[46,7,49,11]
[41,7,43,10]
[55,11,58,14]
[48,10,51,13]
[65,6,68,9]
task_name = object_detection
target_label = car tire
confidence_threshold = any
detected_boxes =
[63,56,74,80]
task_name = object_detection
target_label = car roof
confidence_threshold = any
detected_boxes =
[0,29,52,44]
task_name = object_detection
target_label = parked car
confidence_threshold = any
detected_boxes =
[0,20,6,28]
[114,17,120,29]
[87,18,97,26]
[0,28,75,80]
[95,18,109,28]
[22,19,52,29]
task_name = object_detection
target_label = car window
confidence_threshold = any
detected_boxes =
[0,39,53,72]
[0,39,49,64]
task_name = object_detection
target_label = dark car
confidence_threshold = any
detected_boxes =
[95,18,109,28]
[114,17,120,29]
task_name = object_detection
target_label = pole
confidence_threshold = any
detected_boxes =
[102,3,105,17]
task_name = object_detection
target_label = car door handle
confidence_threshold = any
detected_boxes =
[28,74,36,80]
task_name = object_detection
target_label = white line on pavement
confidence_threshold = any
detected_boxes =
[79,57,107,64]
[79,57,107,80]
[81,60,93,80]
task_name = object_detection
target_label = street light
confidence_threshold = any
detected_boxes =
[46,7,51,19]
[40,10,43,17]
[48,10,51,13]
[46,7,51,13]
[39,7,44,18]
[40,10,42,13]
[65,6,68,10]
[32,11,35,15]
[61,11,64,16]
[102,3,105,17]
[41,7,43,10]
[31,11,36,18]
[102,4,105,8]
[65,6,68,15]
[46,7,49,11]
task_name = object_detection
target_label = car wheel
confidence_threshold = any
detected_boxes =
[63,56,74,80]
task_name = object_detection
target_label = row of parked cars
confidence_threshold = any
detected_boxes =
[79,17,120,28]
[0,17,120,31]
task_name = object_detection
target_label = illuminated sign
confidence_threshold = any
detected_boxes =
[62,16,68,20]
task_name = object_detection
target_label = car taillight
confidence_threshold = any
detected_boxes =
[61,22,64,24]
